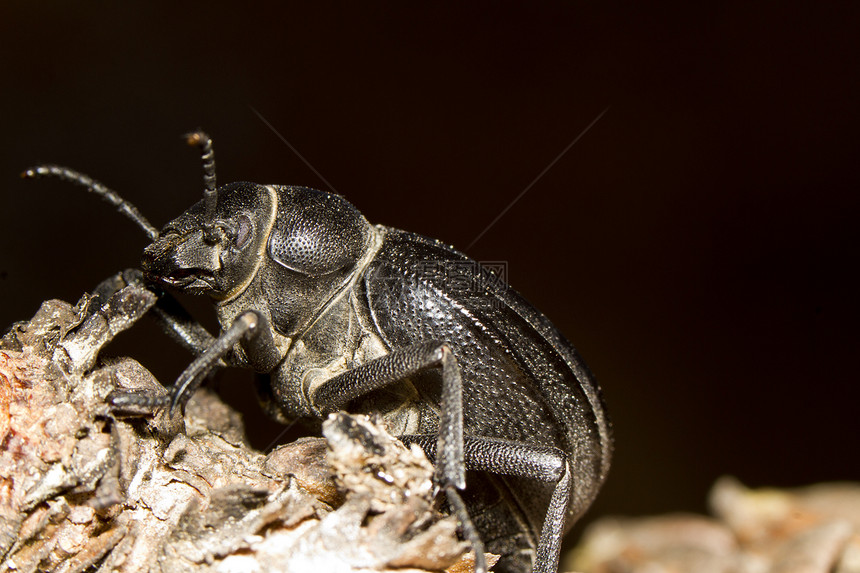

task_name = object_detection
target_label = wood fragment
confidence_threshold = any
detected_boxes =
[0,284,491,572]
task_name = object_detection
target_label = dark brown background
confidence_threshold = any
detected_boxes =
[1,1,858,539]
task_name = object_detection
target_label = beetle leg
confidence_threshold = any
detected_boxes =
[400,434,572,573]
[533,462,571,573]
[443,484,487,573]
[109,310,280,416]
[107,312,250,416]
[311,341,465,488]
[166,310,270,415]
[310,341,487,571]
[148,290,216,355]
[90,268,216,355]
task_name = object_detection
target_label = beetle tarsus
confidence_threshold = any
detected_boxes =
[107,389,170,415]
[445,484,488,573]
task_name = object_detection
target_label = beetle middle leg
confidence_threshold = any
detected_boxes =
[309,341,488,573]
[120,332,489,570]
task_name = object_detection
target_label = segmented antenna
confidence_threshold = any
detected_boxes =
[21,165,159,241]
[185,131,217,227]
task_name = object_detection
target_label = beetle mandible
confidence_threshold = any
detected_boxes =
[22,131,612,573]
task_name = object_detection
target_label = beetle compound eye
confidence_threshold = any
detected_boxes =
[235,214,253,249]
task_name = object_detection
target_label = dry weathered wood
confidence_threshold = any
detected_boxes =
[0,284,497,572]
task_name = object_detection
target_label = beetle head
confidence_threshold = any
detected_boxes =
[142,182,277,300]
[143,182,374,335]
[141,131,374,335]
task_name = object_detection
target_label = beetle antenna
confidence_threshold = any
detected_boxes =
[21,165,159,241]
[185,131,217,227]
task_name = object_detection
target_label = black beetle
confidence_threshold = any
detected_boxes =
[22,132,612,573]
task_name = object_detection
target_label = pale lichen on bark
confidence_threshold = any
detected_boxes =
[0,281,494,572]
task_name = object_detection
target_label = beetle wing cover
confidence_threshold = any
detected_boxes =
[362,230,611,526]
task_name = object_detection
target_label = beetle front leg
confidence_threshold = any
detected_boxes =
[310,341,488,573]
[90,268,216,355]
[148,290,216,356]
[108,310,278,416]
[165,310,282,414]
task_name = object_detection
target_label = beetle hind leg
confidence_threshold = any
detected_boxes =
[400,434,571,573]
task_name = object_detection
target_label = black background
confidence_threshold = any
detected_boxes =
[1,1,858,539]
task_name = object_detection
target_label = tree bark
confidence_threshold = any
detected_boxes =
[0,283,494,572]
